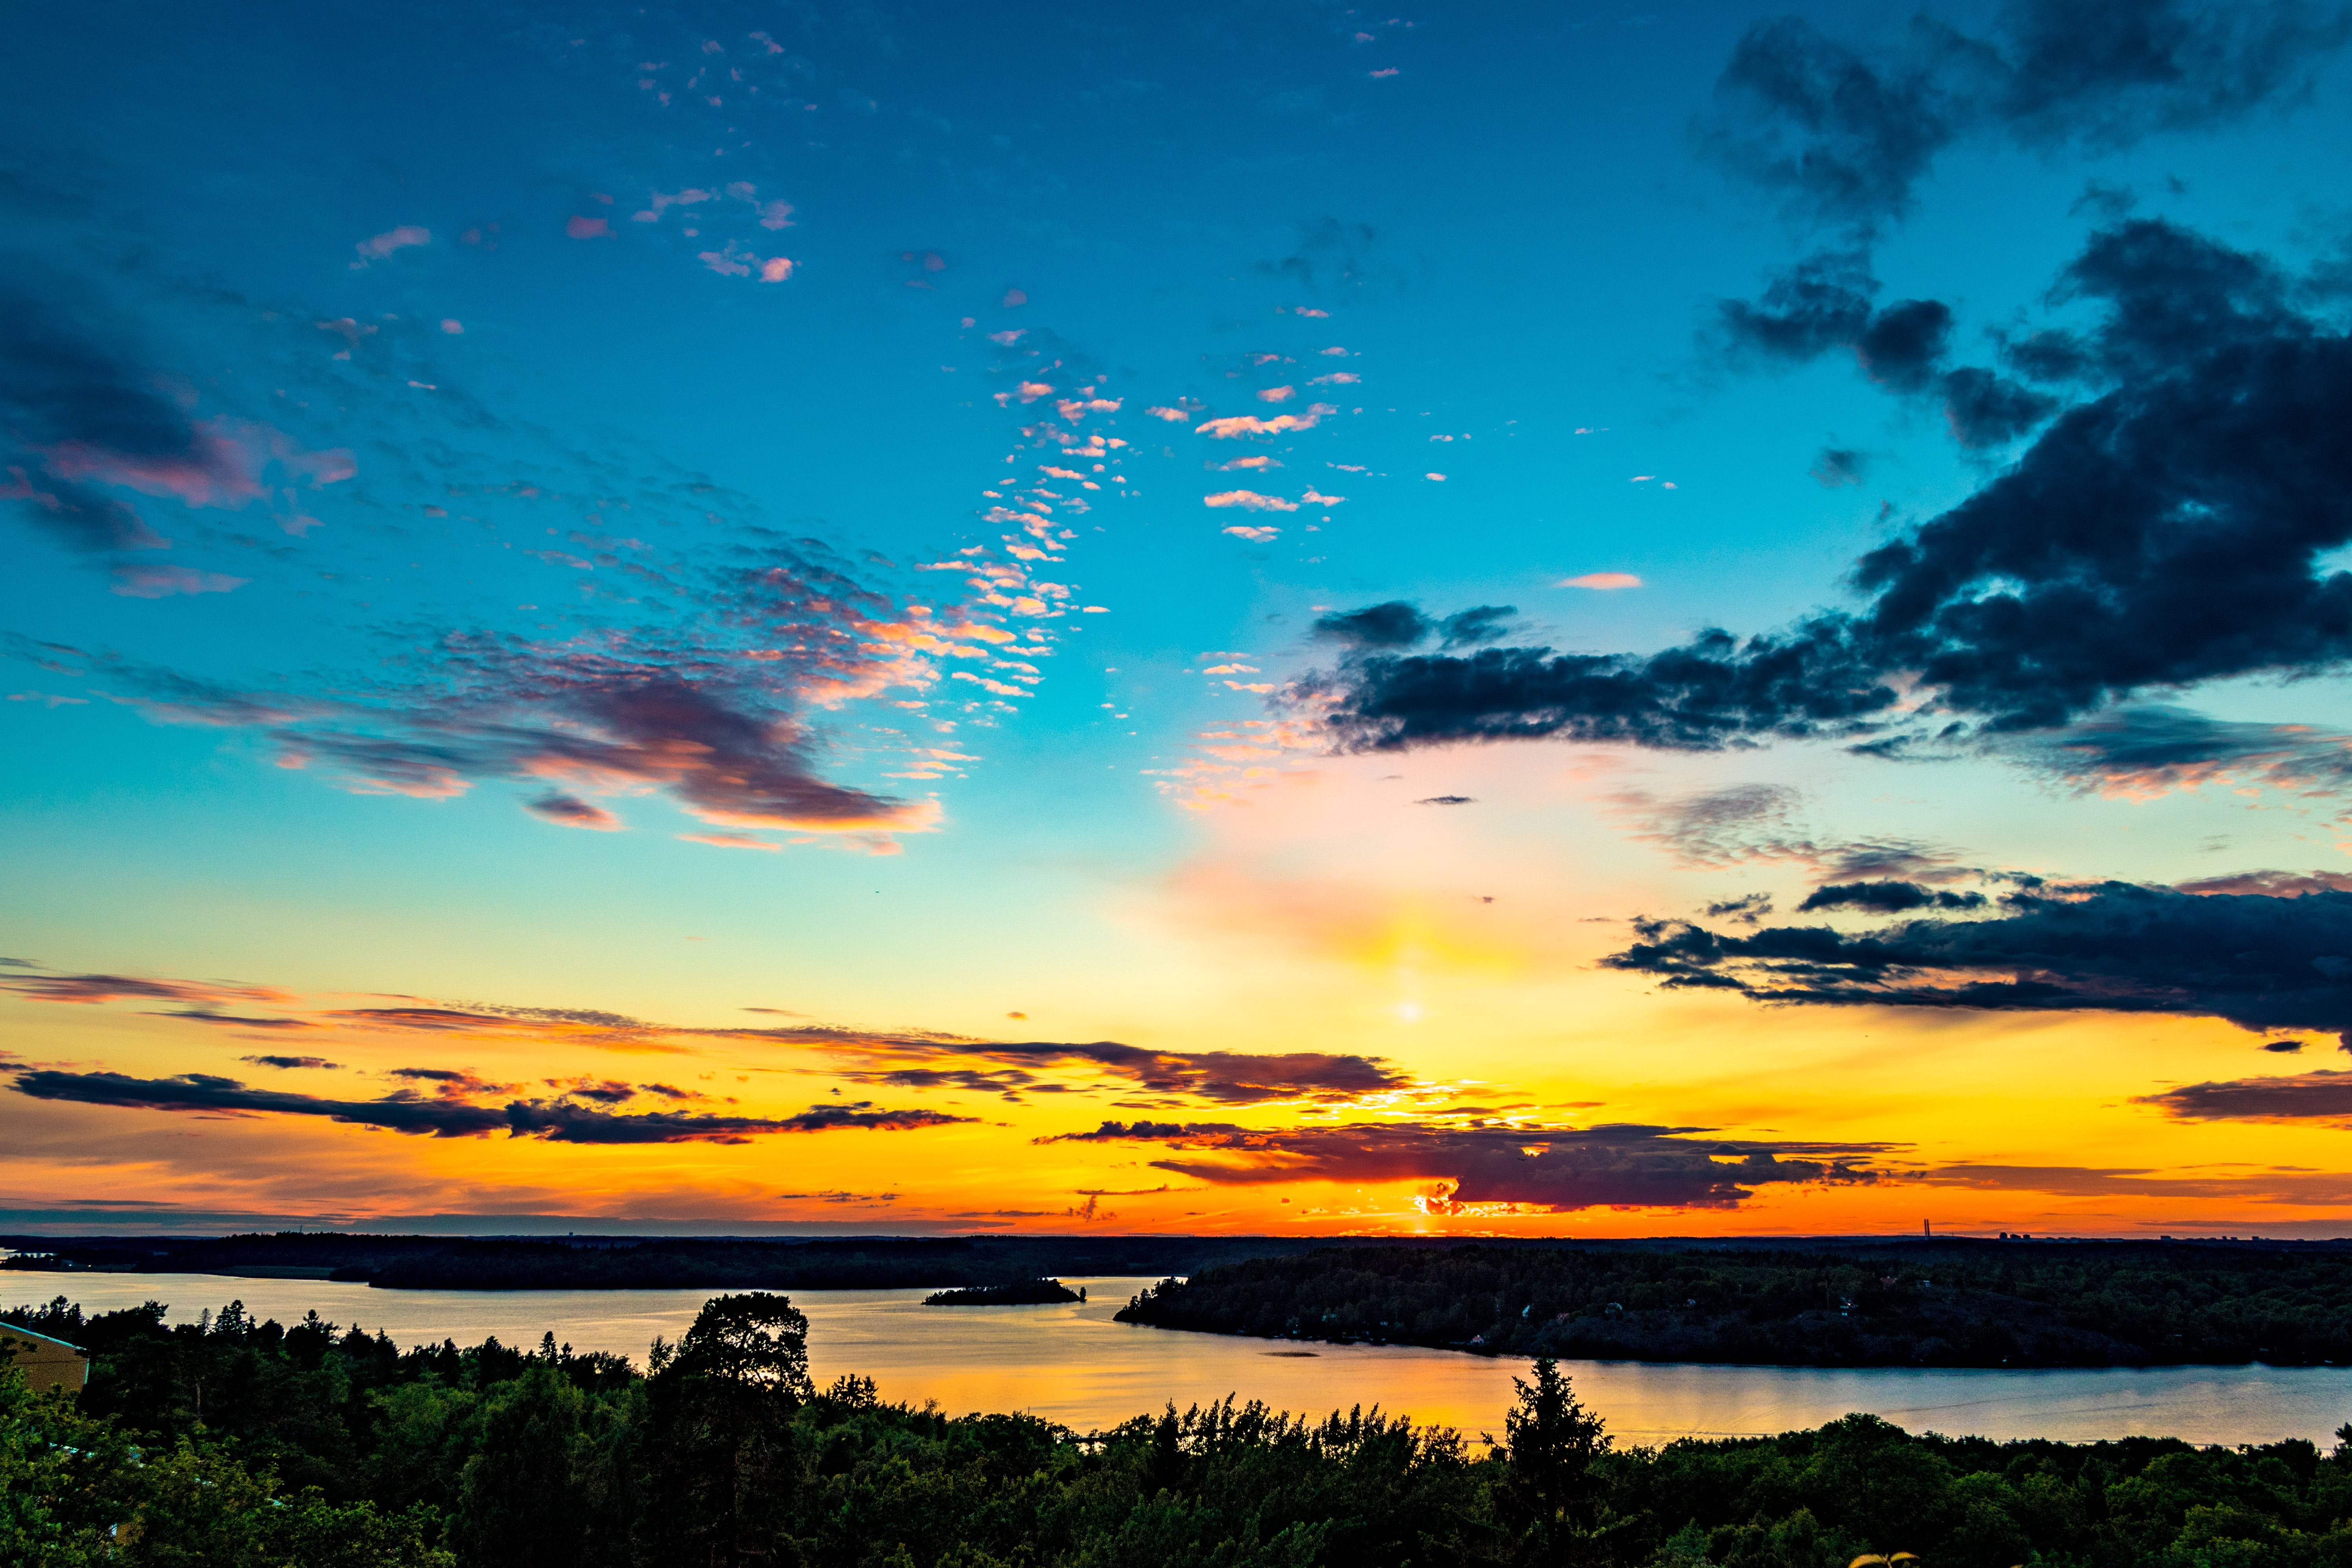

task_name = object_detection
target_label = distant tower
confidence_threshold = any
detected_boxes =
[1923,1219,1931,1238]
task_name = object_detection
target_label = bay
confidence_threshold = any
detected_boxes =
[11,1270,2351,1447]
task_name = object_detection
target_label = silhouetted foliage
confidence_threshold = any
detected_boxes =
[14,1285,2352,1567]
[924,1278,1080,1306]
[1116,1239,2352,1366]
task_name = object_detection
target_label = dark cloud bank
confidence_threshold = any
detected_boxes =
[1040,1120,1887,1212]
[1301,219,2352,761]
[1606,881,2352,1045]
[8,1069,971,1144]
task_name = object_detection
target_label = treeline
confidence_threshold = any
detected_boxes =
[1116,1241,2352,1367]
[13,1290,2352,1568]
[0,1232,1354,1290]
[925,1279,1082,1305]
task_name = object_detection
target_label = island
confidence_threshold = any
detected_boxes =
[924,1278,1083,1306]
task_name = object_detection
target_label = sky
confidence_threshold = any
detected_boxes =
[6,0,2352,1239]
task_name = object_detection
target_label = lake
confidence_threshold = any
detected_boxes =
[12,1270,2352,1446]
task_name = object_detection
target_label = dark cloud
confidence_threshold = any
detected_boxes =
[2014,704,2352,801]
[1719,260,2056,449]
[1303,221,2352,751]
[2178,870,2352,897]
[793,1033,1410,1106]
[1810,446,1870,486]
[2136,1069,2352,1123]
[7,1068,972,1144]
[240,1055,341,1070]
[11,1069,507,1138]
[156,1011,315,1030]
[1310,601,1429,649]
[1036,1120,1888,1212]
[1605,881,2352,1044]
[2261,1040,2308,1053]
[1796,880,1988,913]
[0,281,230,560]
[1414,794,1474,806]
[1438,605,1517,649]
[1705,0,2351,231]
[1704,893,1775,923]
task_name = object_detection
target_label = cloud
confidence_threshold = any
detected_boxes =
[2013,704,2352,803]
[1203,489,1299,512]
[1414,795,1474,806]
[1558,573,1641,590]
[1795,880,1988,913]
[1299,220,2352,751]
[1717,254,2056,448]
[1810,447,1869,487]
[1035,1119,1887,1212]
[565,216,613,239]
[353,225,430,264]
[524,790,623,831]
[73,648,937,838]
[241,1055,341,1070]
[1307,603,1516,653]
[679,831,781,851]
[108,565,247,598]
[7,1068,973,1144]
[2135,1070,2352,1124]
[768,1029,1413,1107]
[1311,601,1431,649]
[1604,880,2352,1044]
[1194,404,1336,439]
[1704,1,2351,232]
[0,970,293,1008]
[1606,782,1949,878]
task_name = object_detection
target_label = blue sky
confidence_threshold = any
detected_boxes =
[7,0,2352,1235]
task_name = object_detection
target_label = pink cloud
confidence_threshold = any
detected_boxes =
[1424,472,1447,481]
[1002,288,1028,307]
[1559,572,1642,590]
[1221,525,1281,542]
[759,257,794,282]
[1257,386,1297,403]
[110,565,250,599]
[755,200,795,230]
[680,832,781,851]
[1213,456,1282,471]
[699,246,751,278]
[1203,490,1299,512]
[1144,406,1191,422]
[439,319,464,334]
[1301,488,1345,507]
[42,423,261,509]
[353,225,430,263]
[1309,372,1360,385]
[566,216,613,240]
[1195,403,1336,439]
[1370,67,1401,78]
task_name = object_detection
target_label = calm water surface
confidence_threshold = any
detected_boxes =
[15,1270,2352,1446]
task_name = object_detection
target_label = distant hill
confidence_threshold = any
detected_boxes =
[0,1232,1414,1290]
